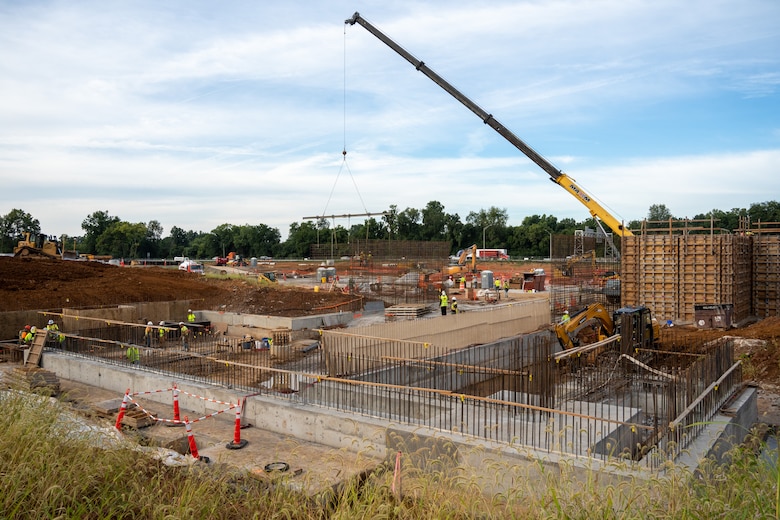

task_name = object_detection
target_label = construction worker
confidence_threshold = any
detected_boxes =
[45,319,64,347]
[180,322,190,352]
[19,325,32,345]
[187,309,196,323]
[126,344,140,365]
[494,278,501,299]
[503,279,510,298]
[561,310,570,323]
[451,297,458,314]
[158,321,166,347]
[439,290,448,316]
[144,321,154,348]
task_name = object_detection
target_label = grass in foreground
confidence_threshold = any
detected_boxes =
[1,391,779,519]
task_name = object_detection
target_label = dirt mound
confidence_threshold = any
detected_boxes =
[0,257,359,316]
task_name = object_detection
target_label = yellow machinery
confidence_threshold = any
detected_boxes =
[445,244,477,277]
[347,12,632,248]
[554,302,659,351]
[14,232,60,259]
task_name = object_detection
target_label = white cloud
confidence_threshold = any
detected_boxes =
[1,0,778,242]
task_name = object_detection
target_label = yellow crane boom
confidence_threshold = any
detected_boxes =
[346,12,632,238]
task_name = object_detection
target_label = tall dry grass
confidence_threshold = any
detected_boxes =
[1,390,778,519]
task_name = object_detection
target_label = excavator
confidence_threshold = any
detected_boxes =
[554,303,659,352]
[445,244,477,277]
[346,13,631,252]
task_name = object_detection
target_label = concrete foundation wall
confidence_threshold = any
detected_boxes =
[40,351,758,493]
[322,298,549,376]
[200,309,356,342]
[0,301,200,340]
[42,353,385,454]
[0,310,47,341]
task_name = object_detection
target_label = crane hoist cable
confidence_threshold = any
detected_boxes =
[321,26,370,219]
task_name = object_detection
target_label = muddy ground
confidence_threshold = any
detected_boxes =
[4,255,780,423]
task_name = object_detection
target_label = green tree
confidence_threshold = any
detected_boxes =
[420,201,448,241]
[81,210,120,254]
[647,204,673,221]
[397,207,421,240]
[749,201,780,226]
[383,205,399,239]
[282,221,319,258]
[0,208,40,253]
[96,221,147,258]
[210,224,236,258]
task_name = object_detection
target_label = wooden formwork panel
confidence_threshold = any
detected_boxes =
[622,234,752,324]
[753,235,780,317]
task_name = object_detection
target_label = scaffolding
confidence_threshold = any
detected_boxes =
[310,239,453,305]
[549,234,621,321]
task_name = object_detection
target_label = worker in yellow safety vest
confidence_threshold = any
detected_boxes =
[158,321,166,347]
[180,323,190,352]
[451,297,458,314]
[45,319,65,347]
[187,309,196,323]
[19,325,32,345]
[126,344,140,365]
[439,291,448,316]
[144,321,154,348]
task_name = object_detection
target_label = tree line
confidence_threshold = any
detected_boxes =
[1,201,778,260]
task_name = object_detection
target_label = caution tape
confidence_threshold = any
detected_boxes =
[179,389,236,407]
[120,384,240,427]
[130,387,173,397]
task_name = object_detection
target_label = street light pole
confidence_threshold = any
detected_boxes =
[547,231,553,261]
[482,224,493,250]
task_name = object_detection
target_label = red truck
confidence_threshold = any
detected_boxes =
[476,248,509,260]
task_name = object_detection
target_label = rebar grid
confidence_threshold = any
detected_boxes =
[47,320,741,468]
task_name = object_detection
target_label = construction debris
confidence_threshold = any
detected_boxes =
[3,366,60,395]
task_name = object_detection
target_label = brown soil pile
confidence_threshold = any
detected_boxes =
[0,257,359,317]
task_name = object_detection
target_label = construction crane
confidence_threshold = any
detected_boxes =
[346,12,632,240]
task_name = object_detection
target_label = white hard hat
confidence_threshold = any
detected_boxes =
[48,319,54,325]
[564,310,569,313]
[188,309,192,312]
[452,297,457,301]
[147,321,153,325]
[179,322,184,326]
[159,321,165,326]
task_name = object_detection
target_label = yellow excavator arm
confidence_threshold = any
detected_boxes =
[554,303,614,350]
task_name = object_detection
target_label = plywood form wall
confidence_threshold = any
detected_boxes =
[753,235,780,317]
[622,234,752,324]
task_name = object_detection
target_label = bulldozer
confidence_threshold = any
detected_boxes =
[13,232,78,260]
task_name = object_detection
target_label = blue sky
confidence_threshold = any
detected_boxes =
[1,0,778,239]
